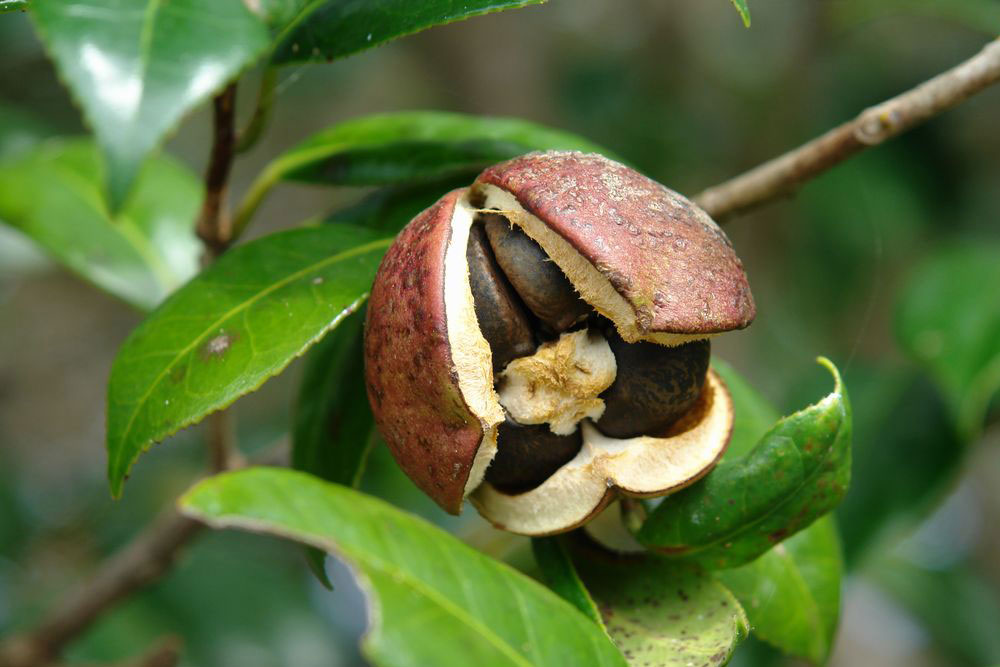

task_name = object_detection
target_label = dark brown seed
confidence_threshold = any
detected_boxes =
[482,214,590,333]
[484,416,583,493]
[596,330,710,439]
[466,224,536,371]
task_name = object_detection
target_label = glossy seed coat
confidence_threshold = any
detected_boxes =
[596,331,710,439]
[483,214,590,334]
[484,416,583,493]
[466,223,536,372]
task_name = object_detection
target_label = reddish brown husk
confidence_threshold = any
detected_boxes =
[364,189,481,514]
[476,152,755,335]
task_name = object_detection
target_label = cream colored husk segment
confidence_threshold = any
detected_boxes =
[497,329,616,436]
[471,371,733,536]
[447,195,505,497]
[477,183,711,347]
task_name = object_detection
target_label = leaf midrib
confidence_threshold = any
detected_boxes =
[55,161,176,296]
[110,236,392,477]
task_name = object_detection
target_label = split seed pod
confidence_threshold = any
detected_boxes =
[364,151,755,536]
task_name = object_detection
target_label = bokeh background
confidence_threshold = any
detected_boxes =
[2,1,999,665]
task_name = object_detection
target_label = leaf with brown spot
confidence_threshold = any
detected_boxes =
[638,358,851,569]
[573,548,748,666]
[107,225,392,497]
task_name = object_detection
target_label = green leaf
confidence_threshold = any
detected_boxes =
[638,358,851,569]
[711,361,843,662]
[717,517,842,664]
[895,241,1000,439]
[729,0,751,27]
[267,0,545,65]
[292,308,375,589]
[180,467,627,667]
[0,0,28,12]
[325,176,472,234]
[292,308,374,488]
[712,358,780,461]
[575,549,748,666]
[871,556,1000,666]
[531,537,605,628]
[0,139,200,310]
[30,0,270,209]
[235,111,615,232]
[106,225,391,497]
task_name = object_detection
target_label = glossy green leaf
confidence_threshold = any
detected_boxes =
[235,111,614,231]
[638,358,851,569]
[712,361,843,662]
[531,537,605,628]
[0,0,28,11]
[0,139,200,310]
[871,556,1000,666]
[718,517,842,664]
[895,242,1000,438]
[106,225,391,497]
[180,467,628,667]
[575,550,748,666]
[836,364,962,567]
[729,0,751,26]
[325,176,472,234]
[267,0,545,65]
[292,308,374,589]
[30,0,270,209]
[292,309,374,487]
[712,359,779,461]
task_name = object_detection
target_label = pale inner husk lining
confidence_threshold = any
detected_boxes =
[443,196,505,497]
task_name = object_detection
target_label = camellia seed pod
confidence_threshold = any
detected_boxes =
[364,151,755,535]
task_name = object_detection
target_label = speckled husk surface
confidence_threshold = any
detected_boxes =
[364,190,483,514]
[476,151,755,336]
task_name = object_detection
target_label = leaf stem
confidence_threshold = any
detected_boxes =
[195,83,239,257]
[236,68,277,154]
[0,509,202,667]
[695,38,1000,221]
[230,160,282,241]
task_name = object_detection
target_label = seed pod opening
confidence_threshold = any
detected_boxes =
[364,151,755,535]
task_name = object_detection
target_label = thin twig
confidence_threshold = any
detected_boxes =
[195,84,239,257]
[121,635,182,667]
[206,410,239,472]
[694,38,1000,221]
[0,511,201,667]
[0,444,289,667]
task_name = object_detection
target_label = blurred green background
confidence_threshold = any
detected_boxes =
[2,1,999,665]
